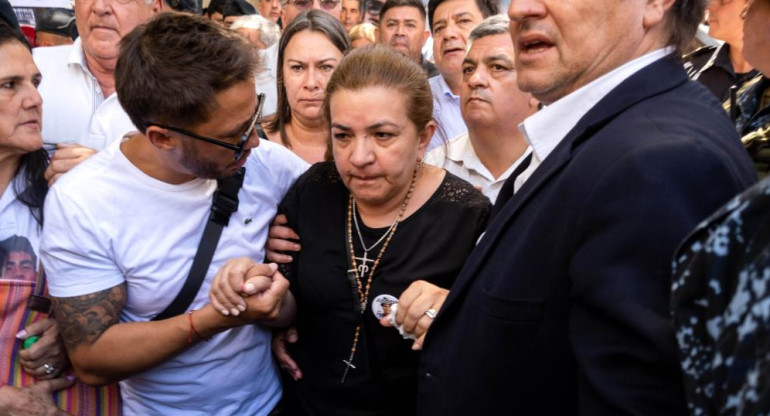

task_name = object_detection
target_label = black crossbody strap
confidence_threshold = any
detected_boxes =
[152,167,246,321]
[26,262,51,314]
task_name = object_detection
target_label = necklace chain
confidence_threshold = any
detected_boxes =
[348,165,419,311]
[353,199,396,253]
[340,163,420,383]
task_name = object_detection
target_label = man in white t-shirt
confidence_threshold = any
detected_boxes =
[41,14,307,416]
[424,15,536,203]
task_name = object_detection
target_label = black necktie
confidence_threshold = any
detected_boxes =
[489,152,533,221]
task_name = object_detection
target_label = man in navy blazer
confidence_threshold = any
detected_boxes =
[388,0,758,414]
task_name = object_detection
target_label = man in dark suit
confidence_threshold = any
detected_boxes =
[389,0,759,414]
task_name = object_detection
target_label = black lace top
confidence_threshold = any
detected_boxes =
[278,161,490,416]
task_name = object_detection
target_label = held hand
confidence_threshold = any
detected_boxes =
[17,319,69,379]
[209,258,273,317]
[265,214,301,264]
[272,327,303,380]
[44,144,97,187]
[380,280,448,350]
[0,377,75,416]
[242,265,290,323]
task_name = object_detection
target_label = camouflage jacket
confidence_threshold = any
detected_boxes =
[732,76,770,176]
[672,176,770,416]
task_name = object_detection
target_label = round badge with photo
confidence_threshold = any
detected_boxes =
[371,294,399,319]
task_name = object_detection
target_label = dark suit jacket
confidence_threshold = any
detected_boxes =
[417,57,757,416]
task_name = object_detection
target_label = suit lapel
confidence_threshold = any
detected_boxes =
[440,57,690,311]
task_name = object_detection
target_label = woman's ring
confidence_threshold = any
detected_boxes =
[424,308,437,319]
[43,363,56,375]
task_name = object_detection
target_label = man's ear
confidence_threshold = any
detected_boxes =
[643,0,675,29]
[145,126,177,152]
[374,26,380,42]
[422,29,429,46]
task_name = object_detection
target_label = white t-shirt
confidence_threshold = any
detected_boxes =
[41,138,308,416]
[425,132,530,203]
[0,173,42,282]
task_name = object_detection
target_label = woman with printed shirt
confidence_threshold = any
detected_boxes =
[0,21,120,416]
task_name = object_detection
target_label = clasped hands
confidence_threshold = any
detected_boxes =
[208,258,290,324]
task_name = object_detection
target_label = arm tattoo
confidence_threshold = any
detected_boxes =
[52,284,127,353]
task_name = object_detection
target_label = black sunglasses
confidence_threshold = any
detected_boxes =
[147,94,265,161]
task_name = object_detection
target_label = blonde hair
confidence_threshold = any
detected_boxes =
[348,22,376,44]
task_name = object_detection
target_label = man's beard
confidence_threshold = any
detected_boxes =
[180,141,227,179]
[390,40,419,63]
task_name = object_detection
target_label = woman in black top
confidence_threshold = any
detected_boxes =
[278,44,489,416]
[212,45,489,415]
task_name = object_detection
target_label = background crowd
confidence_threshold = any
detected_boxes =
[0,0,769,415]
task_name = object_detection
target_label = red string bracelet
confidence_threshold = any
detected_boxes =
[188,310,210,344]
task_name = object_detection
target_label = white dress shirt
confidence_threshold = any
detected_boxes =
[33,38,113,149]
[86,94,136,150]
[514,48,675,194]
[425,132,531,203]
